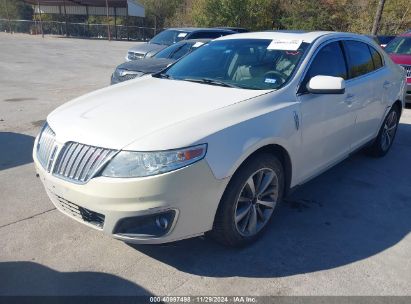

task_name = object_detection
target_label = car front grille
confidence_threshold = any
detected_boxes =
[120,74,139,81]
[128,51,145,60]
[53,142,117,184]
[53,193,105,229]
[36,123,57,171]
[402,65,411,78]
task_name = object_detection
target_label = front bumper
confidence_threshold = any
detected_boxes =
[34,149,228,244]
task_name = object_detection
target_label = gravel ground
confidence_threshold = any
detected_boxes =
[0,33,410,296]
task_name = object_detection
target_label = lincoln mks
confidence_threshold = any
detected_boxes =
[34,31,406,247]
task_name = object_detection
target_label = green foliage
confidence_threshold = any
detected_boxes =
[0,0,32,20]
[278,0,343,31]
[0,0,410,35]
[192,0,280,30]
[139,0,183,29]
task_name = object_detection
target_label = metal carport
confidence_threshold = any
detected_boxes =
[23,0,145,40]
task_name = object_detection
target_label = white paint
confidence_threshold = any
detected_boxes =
[307,75,345,91]
[38,31,406,244]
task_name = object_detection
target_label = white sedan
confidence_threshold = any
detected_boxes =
[33,31,407,247]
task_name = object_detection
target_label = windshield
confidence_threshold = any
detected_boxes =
[154,42,192,59]
[158,39,309,90]
[149,30,188,46]
[385,37,411,55]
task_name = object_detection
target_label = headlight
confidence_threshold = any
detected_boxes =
[114,68,144,79]
[101,144,207,178]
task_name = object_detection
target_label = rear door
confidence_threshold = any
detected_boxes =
[297,41,356,181]
[342,40,388,149]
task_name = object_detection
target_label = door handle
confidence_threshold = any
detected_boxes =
[383,81,391,89]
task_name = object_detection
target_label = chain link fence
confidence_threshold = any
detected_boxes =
[0,19,156,41]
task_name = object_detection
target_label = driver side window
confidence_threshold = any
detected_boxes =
[301,41,347,92]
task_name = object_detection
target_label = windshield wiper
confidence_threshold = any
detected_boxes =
[181,78,240,88]
[154,73,173,80]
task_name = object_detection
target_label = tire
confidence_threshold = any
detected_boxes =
[209,153,284,247]
[367,105,400,157]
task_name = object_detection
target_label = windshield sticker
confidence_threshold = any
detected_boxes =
[193,42,204,48]
[264,78,277,84]
[286,51,300,56]
[178,32,188,38]
[267,39,303,51]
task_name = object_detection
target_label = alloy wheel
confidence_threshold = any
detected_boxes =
[381,110,398,152]
[234,168,279,237]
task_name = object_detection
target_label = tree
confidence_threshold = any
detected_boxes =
[139,0,183,31]
[191,0,280,30]
[371,0,386,34]
[278,0,356,31]
[0,0,32,20]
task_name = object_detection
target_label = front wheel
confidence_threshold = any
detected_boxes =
[367,106,400,157]
[209,153,284,247]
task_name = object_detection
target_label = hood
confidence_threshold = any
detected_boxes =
[388,53,411,65]
[117,58,175,74]
[48,77,268,150]
[128,43,167,56]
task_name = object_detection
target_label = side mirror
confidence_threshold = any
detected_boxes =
[307,75,345,94]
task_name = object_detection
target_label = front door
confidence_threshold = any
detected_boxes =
[297,41,356,182]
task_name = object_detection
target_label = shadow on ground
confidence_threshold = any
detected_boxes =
[0,262,151,296]
[130,123,411,278]
[0,132,34,171]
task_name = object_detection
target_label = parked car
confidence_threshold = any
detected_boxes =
[112,39,210,85]
[366,35,396,48]
[384,32,411,104]
[126,28,235,61]
[377,35,396,48]
[34,31,406,247]
[216,27,249,33]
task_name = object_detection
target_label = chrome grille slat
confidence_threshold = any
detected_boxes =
[401,65,411,78]
[36,123,56,171]
[70,145,88,179]
[77,147,97,181]
[53,142,117,184]
[62,143,79,177]
[66,143,82,177]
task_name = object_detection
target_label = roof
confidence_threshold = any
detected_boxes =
[165,28,236,33]
[25,0,145,17]
[217,31,375,43]
[25,0,130,7]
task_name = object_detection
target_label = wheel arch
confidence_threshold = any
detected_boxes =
[392,99,403,115]
[226,143,293,197]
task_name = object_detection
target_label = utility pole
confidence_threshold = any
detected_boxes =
[105,0,111,41]
[63,0,68,37]
[37,0,44,38]
[371,0,386,35]
[4,0,12,34]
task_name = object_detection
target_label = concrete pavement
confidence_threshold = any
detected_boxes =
[0,33,410,296]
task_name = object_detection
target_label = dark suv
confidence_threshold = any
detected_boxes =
[126,28,235,61]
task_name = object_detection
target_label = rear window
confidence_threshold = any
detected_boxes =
[369,46,383,70]
[188,31,229,39]
[385,36,411,55]
[343,41,375,78]
[149,30,189,46]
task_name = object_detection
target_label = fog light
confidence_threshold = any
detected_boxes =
[114,210,176,237]
[156,216,169,230]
